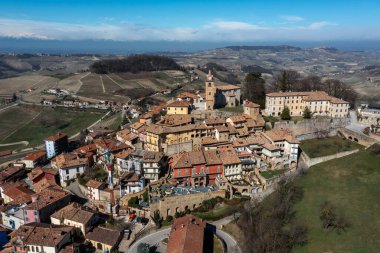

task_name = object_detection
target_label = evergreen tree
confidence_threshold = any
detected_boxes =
[244,72,266,108]
[303,106,312,119]
[281,106,291,120]
[150,210,163,228]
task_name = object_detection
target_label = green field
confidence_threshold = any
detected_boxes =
[0,105,104,147]
[300,136,363,158]
[293,146,380,252]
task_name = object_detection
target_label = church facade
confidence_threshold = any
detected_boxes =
[205,70,241,110]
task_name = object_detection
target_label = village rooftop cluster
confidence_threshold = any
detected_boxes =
[0,70,351,253]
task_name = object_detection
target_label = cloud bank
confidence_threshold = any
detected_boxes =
[0,18,375,41]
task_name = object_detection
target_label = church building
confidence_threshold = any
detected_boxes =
[205,70,241,110]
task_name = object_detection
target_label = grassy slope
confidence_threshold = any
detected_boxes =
[293,149,380,253]
[300,136,363,158]
[1,106,104,147]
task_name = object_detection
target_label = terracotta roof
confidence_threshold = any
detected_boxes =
[157,114,192,126]
[14,224,74,247]
[130,122,145,130]
[23,151,46,161]
[203,150,222,165]
[244,100,260,108]
[145,124,166,135]
[86,179,105,189]
[166,215,206,253]
[177,92,198,99]
[233,138,249,148]
[51,203,95,224]
[74,143,97,154]
[0,166,24,183]
[143,151,164,163]
[171,150,223,169]
[24,186,71,211]
[264,130,300,144]
[219,149,241,165]
[266,91,349,104]
[215,125,229,132]
[86,227,121,247]
[266,91,314,97]
[3,185,34,202]
[262,142,281,151]
[94,138,131,152]
[140,112,153,119]
[166,100,191,107]
[217,84,241,91]
[45,132,68,142]
[27,167,56,182]
[113,148,134,159]
[330,97,349,104]
[204,117,225,125]
[60,157,88,169]
[33,177,57,193]
[228,114,249,123]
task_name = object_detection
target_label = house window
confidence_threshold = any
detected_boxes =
[206,167,209,174]
[97,243,103,250]
[31,246,35,252]
[178,170,181,176]
[192,168,196,174]
[36,246,40,252]
[66,169,69,174]
[76,167,79,173]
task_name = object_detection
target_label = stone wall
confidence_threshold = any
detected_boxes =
[150,190,225,218]
[273,118,350,137]
[300,149,360,167]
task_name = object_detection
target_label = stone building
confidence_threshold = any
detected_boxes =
[205,70,241,110]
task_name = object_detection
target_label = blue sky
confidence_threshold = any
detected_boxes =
[0,0,379,41]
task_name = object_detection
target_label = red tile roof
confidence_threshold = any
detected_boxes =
[244,100,260,108]
[24,186,71,211]
[86,179,105,189]
[167,100,191,107]
[45,132,68,142]
[86,227,121,247]
[166,215,206,253]
[23,151,46,161]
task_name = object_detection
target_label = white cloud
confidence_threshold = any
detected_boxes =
[0,18,363,42]
[281,15,304,22]
[210,21,264,30]
[307,21,337,30]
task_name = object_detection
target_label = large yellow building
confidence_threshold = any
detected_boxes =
[264,91,349,118]
[166,100,191,115]
[145,123,214,152]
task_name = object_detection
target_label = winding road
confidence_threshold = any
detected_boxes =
[127,214,241,253]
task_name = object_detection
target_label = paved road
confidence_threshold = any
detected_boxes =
[127,216,242,253]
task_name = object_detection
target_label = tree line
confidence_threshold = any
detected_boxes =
[90,55,183,74]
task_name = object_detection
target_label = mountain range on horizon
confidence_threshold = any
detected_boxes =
[1,37,380,54]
